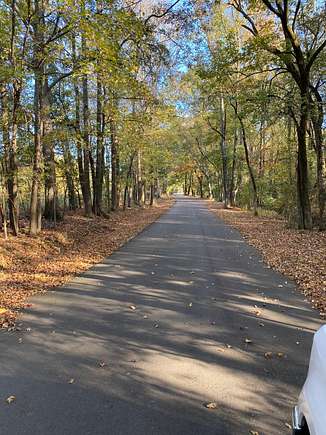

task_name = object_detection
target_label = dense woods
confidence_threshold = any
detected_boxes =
[0,0,181,237]
[170,0,326,230]
[0,0,325,236]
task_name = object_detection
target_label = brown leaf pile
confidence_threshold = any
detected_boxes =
[208,202,326,315]
[0,200,173,326]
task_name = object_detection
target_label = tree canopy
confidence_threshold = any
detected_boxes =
[0,0,325,235]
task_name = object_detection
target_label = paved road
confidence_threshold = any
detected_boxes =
[0,196,322,434]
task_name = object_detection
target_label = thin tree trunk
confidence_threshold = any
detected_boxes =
[110,116,118,211]
[0,191,8,239]
[4,0,20,235]
[63,141,77,210]
[93,76,105,215]
[231,101,258,215]
[150,181,155,205]
[7,86,20,235]
[219,96,228,208]
[81,38,92,217]
[137,150,144,205]
[123,154,135,210]
[229,121,238,206]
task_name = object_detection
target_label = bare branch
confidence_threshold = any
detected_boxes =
[307,39,326,72]
[144,0,182,24]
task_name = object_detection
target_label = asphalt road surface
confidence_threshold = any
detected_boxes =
[0,196,322,435]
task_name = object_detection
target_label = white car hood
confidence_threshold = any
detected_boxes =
[299,325,326,435]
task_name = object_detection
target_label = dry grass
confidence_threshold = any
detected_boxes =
[208,201,326,315]
[0,200,174,326]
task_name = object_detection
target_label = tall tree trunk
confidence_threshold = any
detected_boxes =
[110,116,118,211]
[229,121,238,206]
[72,35,87,214]
[3,0,20,235]
[241,123,258,215]
[219,96,228,208]
[93,77,105,215]
[231,102,258,215]
[43,79,58,221]
[296,91,312,229]
[30,66,43,234]
[81,39,92,217]
[30,0,44,234]
[7,84,20,235]
[310,87,326,230]
[0,88,13,236]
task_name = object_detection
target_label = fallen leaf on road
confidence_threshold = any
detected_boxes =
[285,422,292,429]
[204,402,217,409]
[264,352,273,359]
[277,352,285,358]
[154,323,159,328]
[68,378,75,384]
[6,396,16,404]
[249,431,259,435]
[129,305,136,311]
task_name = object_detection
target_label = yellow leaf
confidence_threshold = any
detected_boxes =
[6,395,16,404]
[204,402,217,409]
